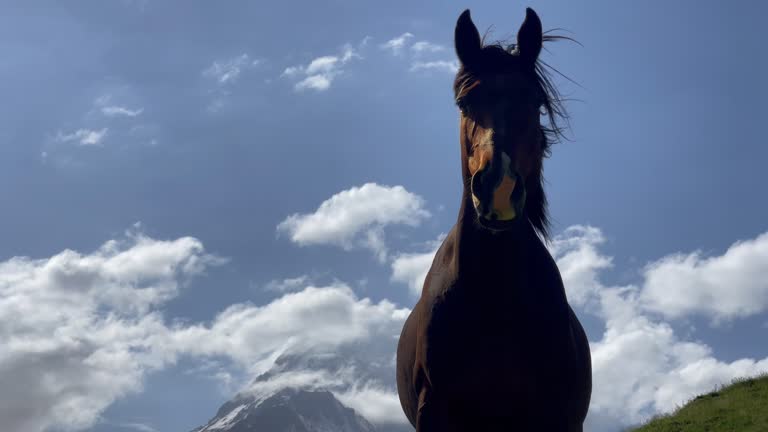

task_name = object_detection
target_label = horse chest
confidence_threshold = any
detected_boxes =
[421,280,570,398]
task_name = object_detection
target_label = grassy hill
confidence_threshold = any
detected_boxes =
[630,374,768,432]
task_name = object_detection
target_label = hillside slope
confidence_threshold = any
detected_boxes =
[631,374,768,432]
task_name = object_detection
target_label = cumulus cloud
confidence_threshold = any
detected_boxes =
[247,368,351,401]
[587,286,768,428]
[548,225,612,309]
[55,128,108,146]
[549,226,768,431]
[295,74,332,91]
[335,383,408,425]
[173,283,409,375]
[178,283,411,426]
[390,234,445,296]
[0,227,224,432]
[380,33,414,55]
[277,183,430,261]
[0,224,413,432]
[282,44,359,92]
[639,231,768,323]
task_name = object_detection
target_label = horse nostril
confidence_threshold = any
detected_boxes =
[471,174,488,203]
[471,163,490,188]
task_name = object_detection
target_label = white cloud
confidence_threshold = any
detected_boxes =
[197,285,410,428]
[277,183,430,260]
[172,283,410,375]
[93,95,143,117]
[548,225,612,309]
[263,275,311,293]
[410,60,459,73]
[335,384,409,425]
[56,128,108,146]
[549,226,768,431]
[203,54,257,84]
[410,41,445,54]
[362,226,389,263]
[390,251,434,296]
[588,286,768,429]
[247,368,351,402]
[380,33,414,55]
[639,231,768,323]
[101,106,144,117]
[305,55,341,75]
[0,224,412,432]
[281,66,302,77]
[295,74,332,91]
[282,44,359,92]
[390,234,445,296]
[0,227,224,432]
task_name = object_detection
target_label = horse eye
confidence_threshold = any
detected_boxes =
[456,99,467,114]
[457,99,471,116]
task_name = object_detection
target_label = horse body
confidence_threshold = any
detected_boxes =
[396,7,591,431]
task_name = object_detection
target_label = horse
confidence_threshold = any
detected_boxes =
[396,8,592,431]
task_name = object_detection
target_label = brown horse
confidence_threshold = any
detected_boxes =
[396,8,591,431]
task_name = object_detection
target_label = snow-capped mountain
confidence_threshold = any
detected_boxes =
[192,388,377,432]
[188,351,413,432]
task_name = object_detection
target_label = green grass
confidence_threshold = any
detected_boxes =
[630,374,768,432]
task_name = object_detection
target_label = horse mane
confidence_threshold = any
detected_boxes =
[453,32,576,240]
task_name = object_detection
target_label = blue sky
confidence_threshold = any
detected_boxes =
[1,1,767,432]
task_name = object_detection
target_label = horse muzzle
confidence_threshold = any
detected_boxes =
[470,153,526,230]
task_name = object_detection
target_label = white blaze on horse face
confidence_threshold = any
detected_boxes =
[471,150,518,221]
[491,152,517,221]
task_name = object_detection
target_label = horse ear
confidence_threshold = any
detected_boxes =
[455,9,482,67]
[516,8,543,67]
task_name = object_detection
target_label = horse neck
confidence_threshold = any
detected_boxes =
[454,187,540,278]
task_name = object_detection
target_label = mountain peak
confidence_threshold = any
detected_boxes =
[195,388,377,432]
